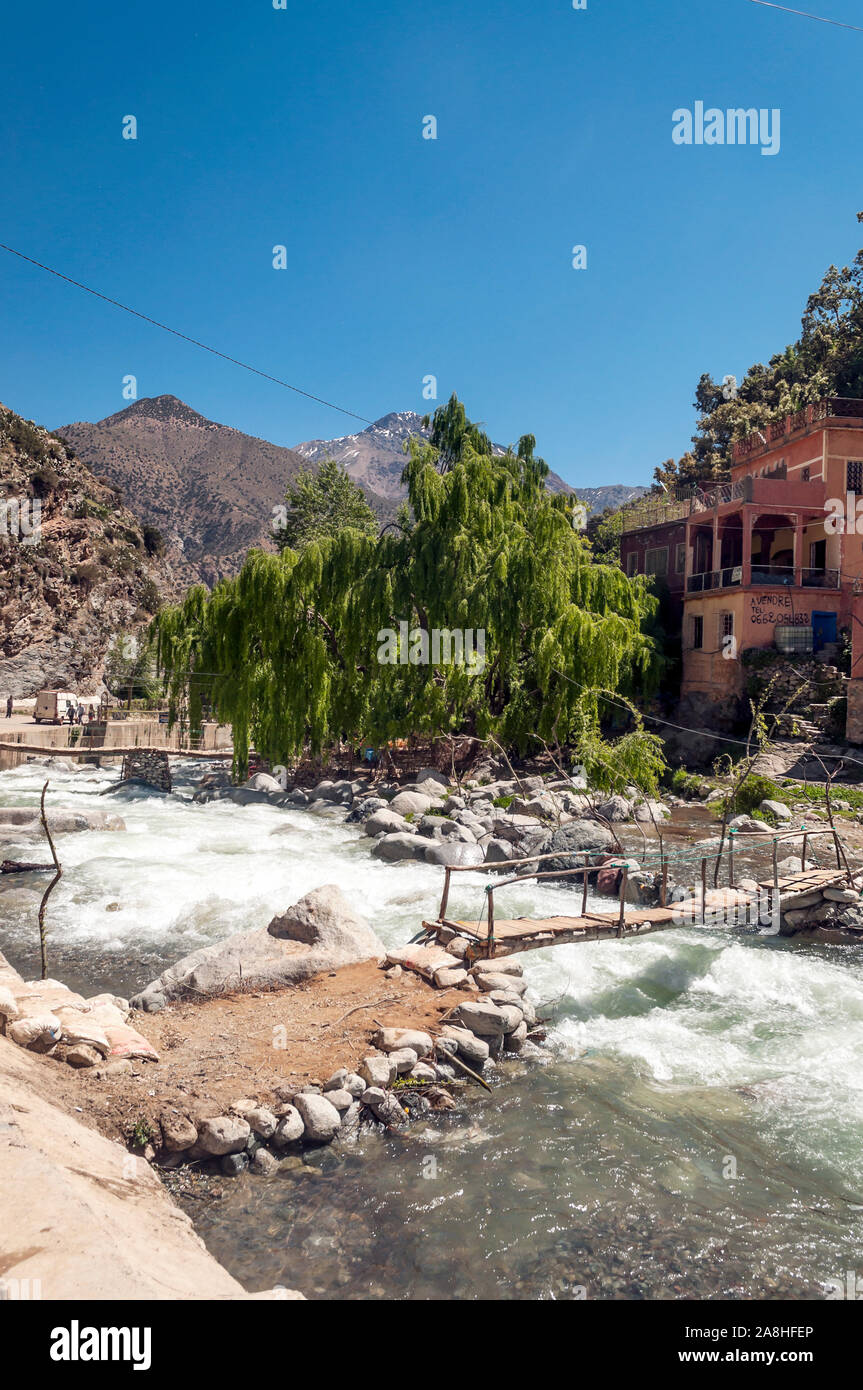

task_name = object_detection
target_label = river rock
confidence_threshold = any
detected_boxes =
[293,1093,341,1142]
[760,799,793,822]
[824,887,860,903]
[365,809,413,837]
[423,840,484,867]
[372,832,426,862]
[342,1071,366,1098]
[274,1106,304,1145]
[728,814,771,834]
[361,1086,387,1107]
[221,1152,249,1177]
[366,1091,409,1127]
[322,1088,354,1113]
[483,838,515,864]
[245,772,284,793]
[374,1027,433,1056]
[251,1147,279,1176]
[410,1061,438,1082]
[359,1054,397,1087]
[197,1116,251,1156]
[161,1115,198,1152]
[433,966,468,988]
[388,791,434,817]
[246,1107,278,1140]
[323,1068,348,1091]
[503,1021,528,1052]
[440,1024,490,1062]
[130,885,384,1010]
[388,1047,419,1073]
[632,800,671,823]
[65,1043,102,1068]
[538,820,615,872]
[0,807,126,835]
[473,971,528,995]
[594,794,632,822]
[347,796,387,823]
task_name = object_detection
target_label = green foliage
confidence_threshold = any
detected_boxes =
[727,774,786,817]
[153,399,664,779]
[492,794,514,808]
[668,768,705,799]
[142,524,165,557]
[275,457,378,551]
[656,214,863,486]
[585,506,625,564]
[73,498,112,521]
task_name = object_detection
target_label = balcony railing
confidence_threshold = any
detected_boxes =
[733,397,863,461]
[686,566,839,593]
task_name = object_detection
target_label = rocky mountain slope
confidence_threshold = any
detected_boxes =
[0,403,172,697]
[56,396,315,586]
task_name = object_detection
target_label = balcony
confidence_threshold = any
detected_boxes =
[686,566,839,594]
[733,397,863,463]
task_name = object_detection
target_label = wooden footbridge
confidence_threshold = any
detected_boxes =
[419,827,860,960]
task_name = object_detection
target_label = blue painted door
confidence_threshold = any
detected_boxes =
[812,611,837,651]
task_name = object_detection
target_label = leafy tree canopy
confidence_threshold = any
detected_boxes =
[154,400,664,782]
[275,457,378,551]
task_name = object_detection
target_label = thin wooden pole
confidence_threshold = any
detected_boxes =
[834,828,842,871]
[660,859,668,908]
[728,830,734,888]
[772,838,779,922]
[618,867,628,937]
[701,858,707,924]
[801,830,808,868]
[581,869,588,916]
[439,866,452,922]
[487,885,495,959]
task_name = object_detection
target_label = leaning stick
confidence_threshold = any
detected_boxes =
[37,780,63,980]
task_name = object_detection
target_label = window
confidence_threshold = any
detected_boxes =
[625,550,638,576]
[801,466,810,482]
[675,542,686,574]
[719,611,734,646]
[692,615,703,650]
[645,546,668,576]
[848,460,863,495]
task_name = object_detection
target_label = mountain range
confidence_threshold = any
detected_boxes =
[57,397,647,584]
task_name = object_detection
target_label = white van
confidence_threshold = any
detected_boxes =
[34,686,83,722]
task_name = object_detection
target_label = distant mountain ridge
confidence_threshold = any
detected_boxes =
[294,410,579,499]
[57,396,648,586]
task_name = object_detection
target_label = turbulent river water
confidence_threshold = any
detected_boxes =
[2,760,863,1299]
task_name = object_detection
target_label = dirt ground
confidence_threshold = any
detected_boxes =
[15,959,467,1147]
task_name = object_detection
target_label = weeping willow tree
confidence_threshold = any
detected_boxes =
[153,399,665,782]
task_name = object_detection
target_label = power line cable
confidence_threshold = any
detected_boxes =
[747,0,863,31]
[0,242,374,427]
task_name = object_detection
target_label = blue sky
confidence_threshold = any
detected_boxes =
[1,0,862,488]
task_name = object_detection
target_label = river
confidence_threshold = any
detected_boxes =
[2,760,862,1299]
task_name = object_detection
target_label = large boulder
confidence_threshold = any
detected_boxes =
[388,791,434,818]
[423,840,484,867]
[372,832,426,862]
[538,820,615,874]
[130,885,384,1012]
[0,807,125,834]
[364,809,413,837]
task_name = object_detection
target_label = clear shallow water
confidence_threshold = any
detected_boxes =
[2,763,862,1298]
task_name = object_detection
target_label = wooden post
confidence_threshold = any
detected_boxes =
[581,869,588,916]
[701,858,707,924]
[727,830,734,889]
[772,838,779,923]
[801,831,808,869]
[834,828,842,871]
[439,866,452,923]
[487,885,495,959]
[618,867,628,937]
[660,860,668,908]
